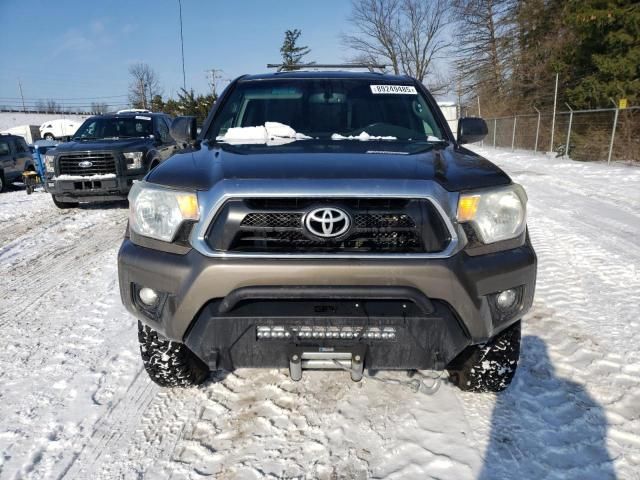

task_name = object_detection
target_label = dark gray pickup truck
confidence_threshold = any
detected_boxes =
[43,111,178,208]
[118,69,536,392]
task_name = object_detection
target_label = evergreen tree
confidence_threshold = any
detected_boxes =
[563,0,640,108]
[163,89,216,124]
[150,95,165,112]
[280,29,311,69]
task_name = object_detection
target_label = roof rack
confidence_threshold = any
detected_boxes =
[266,63,389,73]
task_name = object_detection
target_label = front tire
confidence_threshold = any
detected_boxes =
[138,321,209,387]
[44,133,55,141]
[447,321,521,393]
[52,196,78,209]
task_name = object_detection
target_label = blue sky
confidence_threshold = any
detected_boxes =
[0,0,356,109]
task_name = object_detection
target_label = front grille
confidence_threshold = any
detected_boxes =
[207,197,451,255]
[58,152,117,176]
[242,213,302,229]
[240,213,416,230]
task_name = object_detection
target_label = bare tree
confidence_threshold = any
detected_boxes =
[452,0,516,100]
[45,99,61,113]
[128,63,162,109]
[91,102,109,114]
[343,0,452,93]
[343,0,403,74]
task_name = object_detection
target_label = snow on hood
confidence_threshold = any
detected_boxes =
[331,132,397,141]
[218,122,312,146]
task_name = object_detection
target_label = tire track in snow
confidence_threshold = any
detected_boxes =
[107,369,482,479]
[60,367,158,479]
[463,147,640,479]
[0,205,127,328]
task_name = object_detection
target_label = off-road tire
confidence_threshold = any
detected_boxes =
[138,321,209,387]
[52,196,78,209]
[447,321,521,393]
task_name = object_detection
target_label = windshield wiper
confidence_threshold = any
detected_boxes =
[414,137,449,145]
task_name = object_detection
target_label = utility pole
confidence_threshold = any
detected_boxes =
[178,0,187,91]
[549,72,559,154]
[18,80,26,113]
[206,69,223,96]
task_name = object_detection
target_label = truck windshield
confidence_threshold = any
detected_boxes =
[208,79,444,142]
[74,117,153,140]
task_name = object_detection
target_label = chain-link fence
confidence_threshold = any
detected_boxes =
[483,106,639,163]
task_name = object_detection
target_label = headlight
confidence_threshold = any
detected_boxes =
[124,151,144,169]
[44,154,55,172]
[129,182,199,242]
[457,184,527,244]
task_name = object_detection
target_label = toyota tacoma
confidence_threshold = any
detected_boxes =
[118,69,536,392]
[44,111,178,208]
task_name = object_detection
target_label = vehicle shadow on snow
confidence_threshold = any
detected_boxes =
[479,335,616,479]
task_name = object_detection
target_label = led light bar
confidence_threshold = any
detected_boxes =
[256,325,397,340]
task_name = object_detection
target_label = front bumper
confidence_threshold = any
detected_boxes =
[45,174,141,202]
[118,237,537,370]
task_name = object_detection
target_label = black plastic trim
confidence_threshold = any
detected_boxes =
[217,285,435,315]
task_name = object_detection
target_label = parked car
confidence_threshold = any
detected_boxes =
[39,119,83,141]
[118,68,537,392]
[43,111,179,208]
[0,134,35,192]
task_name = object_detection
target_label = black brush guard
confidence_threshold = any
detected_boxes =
[184,286,471,378]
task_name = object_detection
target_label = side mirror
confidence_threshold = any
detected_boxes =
[457,117,488,144]
[170,116,198,144]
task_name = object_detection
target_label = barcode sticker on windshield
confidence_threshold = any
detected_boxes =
[370,85,417,95]
[135,116,151,120]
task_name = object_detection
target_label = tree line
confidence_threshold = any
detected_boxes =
[128,0,638,120]
[343,0,637,116]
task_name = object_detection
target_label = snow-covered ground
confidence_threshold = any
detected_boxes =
[0,148,638,479]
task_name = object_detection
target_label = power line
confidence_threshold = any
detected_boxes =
[0,94,128,101]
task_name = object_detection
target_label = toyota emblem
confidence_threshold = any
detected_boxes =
[78,160,93,168]
[304,207,351,238]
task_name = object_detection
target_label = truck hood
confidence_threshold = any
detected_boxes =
[51,138,152,153]
[147,140,511,192]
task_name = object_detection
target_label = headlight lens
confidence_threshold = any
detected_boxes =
[129,182,199,242]
[124,151,144,169]
[457,184,527,244]
[44,154,55,172]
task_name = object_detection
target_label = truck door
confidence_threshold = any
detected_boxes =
[0,138,16,182]
[11,137,32,174]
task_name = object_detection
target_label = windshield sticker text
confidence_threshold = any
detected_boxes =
[370,85,417,95]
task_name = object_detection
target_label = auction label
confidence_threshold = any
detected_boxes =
[370,85,417,94]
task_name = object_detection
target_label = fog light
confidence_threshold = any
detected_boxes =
[139,287,159,306]
[496,289,517,310]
